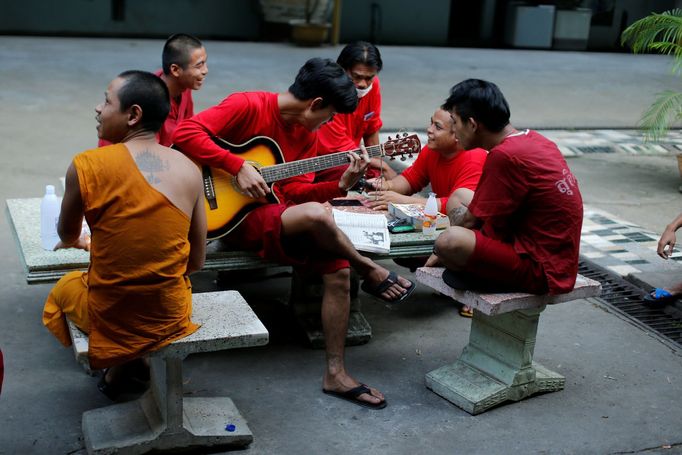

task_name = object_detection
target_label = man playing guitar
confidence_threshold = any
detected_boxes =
[173,58,415,410]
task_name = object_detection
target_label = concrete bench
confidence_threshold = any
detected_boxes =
[416,267,602,415]
[73,290,269,454]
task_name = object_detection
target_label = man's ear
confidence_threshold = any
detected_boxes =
[127,104,143,127]
[169,63,182,78]
[467,117,478,133]
[309,97,324,111]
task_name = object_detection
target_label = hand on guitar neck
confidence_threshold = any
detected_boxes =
[338,146,371,192]
[237,162,271,199]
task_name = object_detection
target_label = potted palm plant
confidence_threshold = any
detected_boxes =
[621,9,682,186]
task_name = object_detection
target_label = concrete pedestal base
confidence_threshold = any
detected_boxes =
[426,307,564,415]
[83,356,253,454]
[82,394,252,454]
[80,291,268,454]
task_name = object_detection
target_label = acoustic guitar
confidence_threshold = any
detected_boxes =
[176,133,421,240]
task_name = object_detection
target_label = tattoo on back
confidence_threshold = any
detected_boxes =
[134,149,168,184]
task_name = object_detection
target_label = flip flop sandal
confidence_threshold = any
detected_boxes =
[323,384,387,410]
[361,270,416,304]
[459,306,473,318]
[643,288,678,307]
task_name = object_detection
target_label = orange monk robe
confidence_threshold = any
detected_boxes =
[42,144,199,370]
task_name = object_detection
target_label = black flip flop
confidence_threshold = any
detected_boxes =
[361,270,416,304]
[323,384,387,410]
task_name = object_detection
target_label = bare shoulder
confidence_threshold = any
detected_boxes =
[159,145,201,176]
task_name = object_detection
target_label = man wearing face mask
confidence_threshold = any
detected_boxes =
[315,41,397,183]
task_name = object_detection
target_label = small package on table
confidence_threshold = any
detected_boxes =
[388,203,450,231]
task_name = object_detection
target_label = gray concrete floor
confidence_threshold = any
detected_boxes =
[1,36,682,454]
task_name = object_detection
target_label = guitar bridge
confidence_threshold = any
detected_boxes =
[202,166,218,210]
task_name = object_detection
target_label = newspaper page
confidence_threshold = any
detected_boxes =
[332,209,391,254]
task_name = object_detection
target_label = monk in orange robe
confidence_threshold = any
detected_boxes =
[42,70,206,399]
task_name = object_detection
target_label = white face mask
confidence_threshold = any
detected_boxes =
[356,83,373,98]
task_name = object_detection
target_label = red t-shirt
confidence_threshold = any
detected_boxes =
[401,145,487,210]
[468,130,583,294]
[172,91,344,204]
[98,69,194,147]
[317,77,383,155]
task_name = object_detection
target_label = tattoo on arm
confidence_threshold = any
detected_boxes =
[448,205,468,226]
[134,149,169,184]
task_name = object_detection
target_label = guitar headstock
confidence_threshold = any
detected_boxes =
[383,133,421,161]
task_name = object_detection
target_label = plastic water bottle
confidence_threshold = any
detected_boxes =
[422,192,438,238]
[40,184,61,250]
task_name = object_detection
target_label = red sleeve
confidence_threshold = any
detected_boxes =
[317,116,360,155]
[277,176,345,204]
[172,94,249,176]
[400,145,432,193]
[449,149,487,192]
[469,149,526,219]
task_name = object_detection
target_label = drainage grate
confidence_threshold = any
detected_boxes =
[579,259,682,348]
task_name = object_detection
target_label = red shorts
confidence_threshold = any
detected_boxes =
[221,203,349,276]
[466,230,548,294]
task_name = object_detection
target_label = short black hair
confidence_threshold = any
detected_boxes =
[117,70,170,133]
[443,79,510,133]
[336,41,383,72]
[162,33,203,75]
[288,58,358,114]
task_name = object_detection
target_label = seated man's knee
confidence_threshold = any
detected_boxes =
[435,226,475,258]
[298,202,334,228]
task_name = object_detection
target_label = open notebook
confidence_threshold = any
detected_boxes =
[332,209,390,254]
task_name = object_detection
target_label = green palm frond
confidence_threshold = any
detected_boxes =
[621,8,682,56]
[621,10,682,139]
[640,90,682,141]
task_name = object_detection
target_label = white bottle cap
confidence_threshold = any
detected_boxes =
[45,184,55,195]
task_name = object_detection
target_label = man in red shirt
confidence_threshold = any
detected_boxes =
[364,107,487,214]
[98,33,208,147]
[365,106,487,316]
[315,41,396,183]
[426,79,583,295]
[173,58,415,409]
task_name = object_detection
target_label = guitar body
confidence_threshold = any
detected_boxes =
[199,136,283,240]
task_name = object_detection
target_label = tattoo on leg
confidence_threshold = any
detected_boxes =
[134,149,168,184]
[448,205,467,226]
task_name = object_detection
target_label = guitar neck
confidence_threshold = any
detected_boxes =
[260,144,384,183]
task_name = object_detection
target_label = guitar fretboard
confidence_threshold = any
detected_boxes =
[260,144,385,183]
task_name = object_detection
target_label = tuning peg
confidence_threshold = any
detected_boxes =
[390,156,395,160]
[403,132,407,137]
[408,153,413,158]
[400,156,406,161]
[387,136,392,141]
